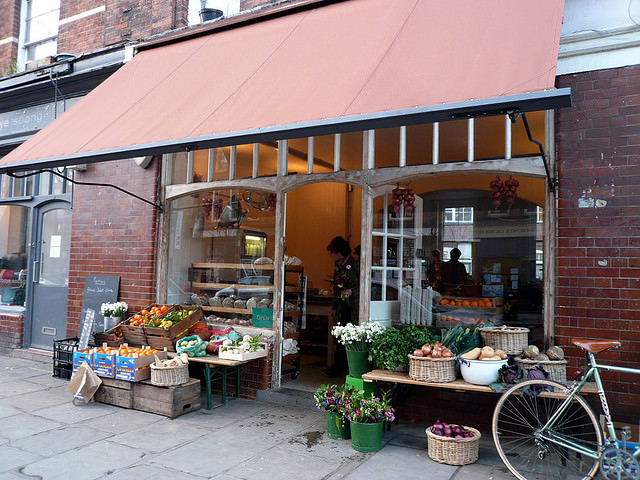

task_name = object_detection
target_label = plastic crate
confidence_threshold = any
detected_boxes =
[53,337,78,378]
[53,359,73,379]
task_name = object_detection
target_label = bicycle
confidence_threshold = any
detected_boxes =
[492,338,640,480]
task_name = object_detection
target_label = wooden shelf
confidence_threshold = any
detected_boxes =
[192,282,274,291]
[192,262,275,270]
[202,305,252,314]
[361,369,598,398]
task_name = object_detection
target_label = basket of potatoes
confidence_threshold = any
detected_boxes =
[458,346,508,385]
[515,345,567,384]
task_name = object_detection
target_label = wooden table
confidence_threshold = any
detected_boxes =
[362,369,599,399]
[187,355,248,409]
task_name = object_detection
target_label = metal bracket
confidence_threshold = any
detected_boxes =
[509,111,558,192]
[7,169,163,211]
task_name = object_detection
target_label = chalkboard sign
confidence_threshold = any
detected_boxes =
[79,274,120,337]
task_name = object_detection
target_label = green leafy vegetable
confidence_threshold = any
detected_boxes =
[370,326,437,370]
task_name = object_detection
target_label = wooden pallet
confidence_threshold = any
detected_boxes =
[94,377,134,408]
[133,379,201,419]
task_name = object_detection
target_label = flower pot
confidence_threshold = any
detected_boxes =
[103,316,118,331]
[346,350,371,378]
[350,421,384,452]
[325,411,350,439]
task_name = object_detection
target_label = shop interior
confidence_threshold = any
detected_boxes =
[165,114,547,392]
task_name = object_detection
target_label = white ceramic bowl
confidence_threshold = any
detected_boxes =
[459,358,508,385]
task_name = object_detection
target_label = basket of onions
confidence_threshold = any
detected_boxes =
[408,342,456,383]
[426,420,480,465]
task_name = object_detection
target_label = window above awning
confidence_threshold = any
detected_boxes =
[0,0,569,173]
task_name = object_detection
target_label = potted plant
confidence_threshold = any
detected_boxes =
[370,325,437,371]
[344,389,395,452]
[314,383,358,439]
[100,301,128,331]
[331,321,384,378]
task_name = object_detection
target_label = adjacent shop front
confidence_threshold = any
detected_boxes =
[0,0,569,392]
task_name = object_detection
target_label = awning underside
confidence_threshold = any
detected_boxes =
[0,0,569,173]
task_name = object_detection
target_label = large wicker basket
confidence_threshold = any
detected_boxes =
[150,363,189,387]
[426,425,481,465]
[515,357,568,385]
[479,326,529,355]
[408,355,456,383]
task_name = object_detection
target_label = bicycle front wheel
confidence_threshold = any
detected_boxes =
[492,379,603,480]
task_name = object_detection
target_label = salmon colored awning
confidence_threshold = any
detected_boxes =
[0,0,569,173]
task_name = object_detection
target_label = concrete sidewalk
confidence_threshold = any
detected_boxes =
[0,352,514,480]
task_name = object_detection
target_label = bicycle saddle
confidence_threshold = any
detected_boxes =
[571,338,621,353]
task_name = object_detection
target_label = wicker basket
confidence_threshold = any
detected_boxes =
[515,356,568,385]
[479,326,529,355]
[426,425,481,465]
[408,355,456,383]
[150,363,189,387]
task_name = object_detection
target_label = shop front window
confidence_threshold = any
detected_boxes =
[0,205,29,307]
[166,189,276,328]
[370,175,546,343]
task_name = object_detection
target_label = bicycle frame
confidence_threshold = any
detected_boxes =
[538,350,640,461]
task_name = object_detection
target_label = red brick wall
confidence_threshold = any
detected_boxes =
[58,1,107,55]
[66,158,160,336]
[0,312,24,353]
[0,0,21,75]
[556,65,640,423]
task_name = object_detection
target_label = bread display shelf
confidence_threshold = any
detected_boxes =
[192,262,275,270]
[202,305,301,317]
[192,282,275,291]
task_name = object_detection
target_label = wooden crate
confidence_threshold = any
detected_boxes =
[133,379,201,419]
[94,377,134,408]
[145,307,203,352]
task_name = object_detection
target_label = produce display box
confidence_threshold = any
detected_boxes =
[93,351,116,378]
[133,379,201,419]
[115,350,168,382]
[145,307,203,352]
[93,325,125,348]
[72,350,93,373]
[121,304,175,346]
[438,296,503,309]
[218,345,268,361]
[94,377,135,408]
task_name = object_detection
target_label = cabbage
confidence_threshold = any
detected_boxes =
[527,366,551,394]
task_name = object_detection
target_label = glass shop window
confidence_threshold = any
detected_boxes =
[370,175,546,345]
[0,205,29,306]
[21,0,61,67]
[166,189,276,329]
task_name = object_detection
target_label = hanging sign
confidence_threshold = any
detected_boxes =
[252,308,273,328]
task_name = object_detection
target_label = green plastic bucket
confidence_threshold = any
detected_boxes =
[346,350,371,378]
[350,421,384,452]
[326,411,350,439]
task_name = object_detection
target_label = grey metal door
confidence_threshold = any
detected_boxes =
[30,203,71,349]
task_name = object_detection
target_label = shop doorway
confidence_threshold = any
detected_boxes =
[281,182,362,391]
[27,201,72,350]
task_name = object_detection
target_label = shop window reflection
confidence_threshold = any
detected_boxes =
[0,205,28,307]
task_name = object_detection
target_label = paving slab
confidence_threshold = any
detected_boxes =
[31,400,115,424]
[0,366,51,383]
[345,444,458,480]
[280,429,369,462]
[75,406,164,434]
[10,425,111,457]
[227,444,340,480]
[25,372,71,387]
[103,464,209,480]
[0,385,72,411]
[0,378,49,397]
[0,404,21,419]
[453,462,515,480]
[0,412,62,440]
[110,419,206,454]
[21,440,144,480]
[209,398,270,419]
[173,407,240,430]
[0,444,44,474]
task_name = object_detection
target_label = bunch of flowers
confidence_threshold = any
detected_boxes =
[331,261,359,301]
[313,383,359,414]
[100,301,128,318]
[331,321,385,352]
[344,390,395,424]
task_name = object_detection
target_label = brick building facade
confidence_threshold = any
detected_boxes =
[0,0,638,414]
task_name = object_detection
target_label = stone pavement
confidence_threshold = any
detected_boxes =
[0,352,515,480]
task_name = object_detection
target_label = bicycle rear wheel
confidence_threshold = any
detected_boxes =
[492,379,603,480]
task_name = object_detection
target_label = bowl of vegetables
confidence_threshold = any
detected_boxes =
[458,346,508,385]
[426,421,480,465]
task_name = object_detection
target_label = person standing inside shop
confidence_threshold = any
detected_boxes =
[326,236,359,376]
[441,247,468,286]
